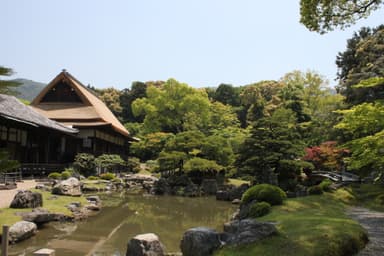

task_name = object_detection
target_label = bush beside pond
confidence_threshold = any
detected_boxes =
[242,184,287,205]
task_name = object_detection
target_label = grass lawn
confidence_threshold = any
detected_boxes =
[0,189,88,236]
[215,192,367,256]
[82,179,109,190]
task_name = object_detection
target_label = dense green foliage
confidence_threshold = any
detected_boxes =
[73,153,96,177]
[132,79,211,133]
[308,185,324,195]
[48,172,61,179]
[248,201,271,218]
[95,154,125,172]
[99,172,116,180]
[236,108,307,188]
[336,25,384,105]
[300,0,383,33]
[242,184,287,205]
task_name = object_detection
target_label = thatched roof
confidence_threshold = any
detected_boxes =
[0,94,78,134]
[31,70,130,137]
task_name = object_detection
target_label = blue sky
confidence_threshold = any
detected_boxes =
[1,1,383,89]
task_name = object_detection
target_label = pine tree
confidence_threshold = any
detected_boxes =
[236,108,307,190]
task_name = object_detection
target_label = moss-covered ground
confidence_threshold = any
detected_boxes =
[215,191,368,256]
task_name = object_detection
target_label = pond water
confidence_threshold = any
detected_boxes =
[8,192,236,255]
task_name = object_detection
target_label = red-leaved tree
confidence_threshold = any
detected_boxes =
[303,141,349,173]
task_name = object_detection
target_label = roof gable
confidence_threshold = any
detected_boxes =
[31,70,130,137]
[0,94,77,134]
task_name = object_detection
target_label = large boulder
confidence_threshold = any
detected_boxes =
[180,227,223,256]
[52,177,82,196]
[126,233,166,256]
[125,174,159,191]
[223,218,277,245]
[9,221,37,243]
[10,190,43,208]
[21,208,68,224]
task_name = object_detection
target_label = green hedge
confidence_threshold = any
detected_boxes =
[249,201,271,217]
[242,184,286,205]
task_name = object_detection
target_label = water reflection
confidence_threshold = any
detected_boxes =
[8,193,236,255]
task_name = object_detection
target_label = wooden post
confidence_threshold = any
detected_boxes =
[1,225,9,256]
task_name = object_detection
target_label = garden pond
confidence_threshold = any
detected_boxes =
[8,192,236,255]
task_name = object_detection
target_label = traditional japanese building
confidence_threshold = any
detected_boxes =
[30,70,132,158]
[0,94,78,174]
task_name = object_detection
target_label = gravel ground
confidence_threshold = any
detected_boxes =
[347,206,384,256]
[0,180,37,208]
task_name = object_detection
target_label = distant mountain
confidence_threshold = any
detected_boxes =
[12,79,46,101]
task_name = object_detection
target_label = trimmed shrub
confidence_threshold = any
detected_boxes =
[308,185,323,195]
[87,176,99,180]
[48,172,61,180]
[242,184,287,205]
[249,201,271,218]
[319,178,333,192]
[100,172,116,180]
[61,170,72,179]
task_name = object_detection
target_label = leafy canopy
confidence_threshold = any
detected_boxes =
[300,0,383,33]
[336,25,384,105]
[132,79,211,133]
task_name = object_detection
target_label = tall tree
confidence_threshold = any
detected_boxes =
[0,66,21,95]
[212,83,241,106]
[132,79,211,133]
[336,25,384,105]
[236,108,307,189]
[335,94,384,174]
[280,70,345,145]
[120,81,147,123]
[240,80,283,125]
[300,0,383,33]
[97,87,122,118]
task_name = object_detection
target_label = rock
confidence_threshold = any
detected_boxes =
[86,195,101,205]
[19,208,73,223]
[236,199,257,220]
[10,190,43,208]
[228,184,249,201]
[67,202,82,212]
[9,221,37,243]
[201,179,218,195]
[85,204,101,211]
[126,233,166,256]
[223,218,277,245]
[52,177,82,196]
[125,174,159,192]
[35,183,51,191]
[216,190,230,201]
[216,184,249,201]
[21,208,55,224]
[231,199,241,205]
[180,227,223,256]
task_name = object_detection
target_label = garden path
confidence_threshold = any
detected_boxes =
[347,206,384,256]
